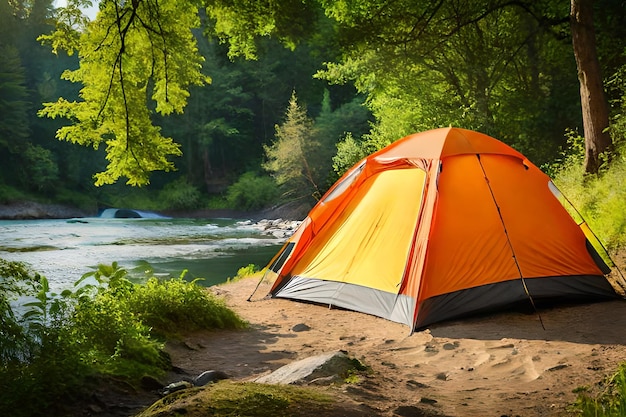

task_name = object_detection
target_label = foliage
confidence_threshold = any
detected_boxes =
[0,260,39,364]
[3,0,625,228]
[205,0,318,60]
[20,144,59,193]
[226,171,279,211]
[316,1,581,167]
[0,184,28,204]
[0,261,89,417]
[225,263,261,283]
[550,133,626,251]
[313,91,372,187]
[571,363,626,416]
[607,59,626,148]
[129,273,247,336]
[54,187,99,211]
[102,185,165,211]
[159,177,202,210]
[332,132,370,179]
[263,91,322,201]
[0,260,245,416]
[0,44,30,150]
[39,0,208,186]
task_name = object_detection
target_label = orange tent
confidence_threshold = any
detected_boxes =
[263,127,619,329]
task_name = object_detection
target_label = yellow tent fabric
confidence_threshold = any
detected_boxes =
[266,127,620,329]
[291,168,425,293]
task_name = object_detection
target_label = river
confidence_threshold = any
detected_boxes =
[0,216,287,291]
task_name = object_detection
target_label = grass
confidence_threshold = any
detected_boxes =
[571,364,626,416]
[138,381,343,417]
[550,133,626,252]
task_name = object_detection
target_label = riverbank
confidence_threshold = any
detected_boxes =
[0,201,95,220]
[0,200,310,221]
[145,276,626,417]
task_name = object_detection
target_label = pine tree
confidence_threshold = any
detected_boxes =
[263,91,321,201]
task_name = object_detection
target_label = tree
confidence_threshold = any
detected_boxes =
[314,1,592,166]
[570,0,612,174]
[263,91,321,201]
[39,0,207,186]
[40,0,623,187]
[0,45,30,152]
[313,90,371,184]
[0,1,30,155]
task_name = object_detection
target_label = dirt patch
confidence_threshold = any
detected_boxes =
[156,277,626,417]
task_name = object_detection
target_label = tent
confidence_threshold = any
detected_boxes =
[262,127,620,330]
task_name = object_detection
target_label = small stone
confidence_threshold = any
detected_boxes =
[292,323,311,332]
[420,397,438,405]
[193,370,229,386]
[160,381,193,396]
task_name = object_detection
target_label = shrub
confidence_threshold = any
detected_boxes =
[0,261,246,417]
[130,272,246,336]
[0,184,26,204]
[550,132,626,251]
[226,172,280,211]
[20,144,59,193]
[159,177,202,210]
[225,263,261,284]
[571,364,626,416]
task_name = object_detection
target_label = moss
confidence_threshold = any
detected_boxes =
[139,382,338,417]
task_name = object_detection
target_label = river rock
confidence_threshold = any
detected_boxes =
[239,218,302,240]
[291,323,311,332]
[254,351,359,385]
[193,370,229,386]
[160,381,194,396]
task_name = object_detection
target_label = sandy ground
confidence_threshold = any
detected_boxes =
[164,276,626,417]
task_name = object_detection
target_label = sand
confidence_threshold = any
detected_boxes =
[165,276,626,416]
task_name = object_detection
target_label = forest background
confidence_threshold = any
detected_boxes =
[1,0,626,248]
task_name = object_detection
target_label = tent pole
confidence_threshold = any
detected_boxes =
[476,154,546,330]
[247,269,272,302]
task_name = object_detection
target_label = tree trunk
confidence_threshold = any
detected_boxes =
[570,0,612,174]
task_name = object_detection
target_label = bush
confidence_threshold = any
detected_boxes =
[225,263,261,284]
[130,273,246,336]
[21,144,59,193]
[159,177,202,210]
[0,184,26,204]
[0,262,89,417]
[571,364,626,416]
[550,132,626,251]
[226,172,280,211]
[0,261,246,417]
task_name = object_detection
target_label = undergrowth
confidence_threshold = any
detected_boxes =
[224,263,261,284]
[550,131,626,251]
[0,261,245,417]
[571,364,626,416]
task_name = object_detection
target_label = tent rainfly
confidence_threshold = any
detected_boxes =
[262,127,621,330]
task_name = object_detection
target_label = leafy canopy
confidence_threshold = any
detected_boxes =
[39,0,208,186]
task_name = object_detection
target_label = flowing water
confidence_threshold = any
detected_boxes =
[0,216,286,291]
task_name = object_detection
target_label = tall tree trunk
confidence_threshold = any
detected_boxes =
[570,0,612,174]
